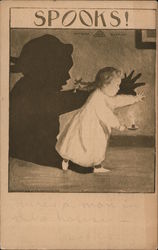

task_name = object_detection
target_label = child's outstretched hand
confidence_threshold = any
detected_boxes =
[136,92,145,102]
[119,125,126,131]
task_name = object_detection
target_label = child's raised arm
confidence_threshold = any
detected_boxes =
[112,93,145,108]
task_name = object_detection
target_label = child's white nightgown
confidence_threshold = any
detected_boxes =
[56,88,136,167]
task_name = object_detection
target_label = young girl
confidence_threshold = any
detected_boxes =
[55,67,144,173]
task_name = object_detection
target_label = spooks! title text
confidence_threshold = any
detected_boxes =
[34,9,129,27]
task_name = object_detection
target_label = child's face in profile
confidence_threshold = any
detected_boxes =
[101,76,121,96]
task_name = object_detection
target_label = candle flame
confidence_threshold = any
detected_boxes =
[128,109,136,125]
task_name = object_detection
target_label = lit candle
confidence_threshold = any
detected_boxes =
[128,109,138,130]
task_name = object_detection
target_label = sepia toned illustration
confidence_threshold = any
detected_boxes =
[0,2,157,249]
[9,28,156,192]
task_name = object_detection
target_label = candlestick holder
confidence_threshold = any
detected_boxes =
[128,123,138,130]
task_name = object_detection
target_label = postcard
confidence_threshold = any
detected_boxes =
[0,1,157,249]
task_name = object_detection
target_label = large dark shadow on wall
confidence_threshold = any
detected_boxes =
[10,34,90,171]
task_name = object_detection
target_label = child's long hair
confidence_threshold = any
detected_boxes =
[77,67,122,91]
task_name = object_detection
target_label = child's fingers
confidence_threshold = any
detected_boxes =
[136,94,145,103]
[141,94,146,99]
[137,90,145,97]
[139,90,143,95]
[137,92,145,98]
[137,91,144,96]
[139,96,146,102]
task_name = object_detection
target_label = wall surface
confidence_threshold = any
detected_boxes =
[10,29,156,136]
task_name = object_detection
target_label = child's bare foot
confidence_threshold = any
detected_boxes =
[93,167,110,173]
[62,159,69,171]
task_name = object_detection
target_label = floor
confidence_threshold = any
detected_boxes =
[9,147,155,193]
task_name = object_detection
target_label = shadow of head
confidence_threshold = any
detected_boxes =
[11,34,73,90]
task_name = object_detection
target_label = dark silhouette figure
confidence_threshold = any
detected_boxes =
[10,34,91,172]
[10,34,145,173]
